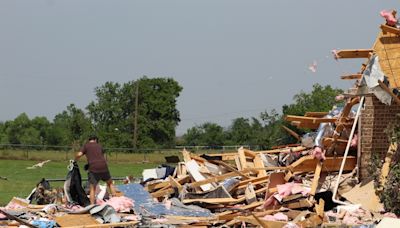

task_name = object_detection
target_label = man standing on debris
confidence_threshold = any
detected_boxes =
[75,135,116,204]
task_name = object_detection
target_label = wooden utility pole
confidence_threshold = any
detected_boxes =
[133,81,139,150]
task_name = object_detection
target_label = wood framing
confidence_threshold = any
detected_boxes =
[334,49,373,59]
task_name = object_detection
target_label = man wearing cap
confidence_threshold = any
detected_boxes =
[75,135,116,204]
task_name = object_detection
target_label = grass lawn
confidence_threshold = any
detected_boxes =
[0,159,158,206]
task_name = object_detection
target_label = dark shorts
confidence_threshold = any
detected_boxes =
[88,171,111,185]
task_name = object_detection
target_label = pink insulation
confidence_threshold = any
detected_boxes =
[103,196,134,213]
[380,10,397,26]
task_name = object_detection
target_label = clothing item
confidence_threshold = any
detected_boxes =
[88,171,111,185]
[81,142,109,173]
[64,161,90,206]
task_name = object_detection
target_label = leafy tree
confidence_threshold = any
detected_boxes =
[282,84,343,116]
[31,116,50,144]
[87,77,182,148]
[48,104,91,146]
[6,113,31,144]
[0,122,9,144]
[183,122,226,148]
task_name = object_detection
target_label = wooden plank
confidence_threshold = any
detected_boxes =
[380,142,398,187]
[237,216,287,228]
[237,175,270,189]
[238,147,248,170]
[253,154,267,177]
[66,221,140,228]
[243,148,257,158]
[281,125,300,141]
[285,115,337,124]
[55,214,100,227]
[182,198,237,204]
[341,74,362,80]
[209,159,250,180]
[189,171,249,188]
[186,160,213,191]
[380,24,400,35]
[169,176,183,191]
[378,80,400,105]
[304,112,328,117]
[147,175,189,192]
[290,156,356,173]
[182,149,192,163]
[151,188,175,198]
[259,146,307,154]
[285,199,313,209]
[335,49,373,59]
[309,161,323,198]
[216,201,264,219]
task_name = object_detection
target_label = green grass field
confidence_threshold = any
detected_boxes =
[0,159,158,206]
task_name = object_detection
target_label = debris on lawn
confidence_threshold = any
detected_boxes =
[2,10,400,227]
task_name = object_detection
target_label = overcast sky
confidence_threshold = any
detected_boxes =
[0,1,397,135]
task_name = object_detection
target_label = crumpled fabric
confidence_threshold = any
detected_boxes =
[64,161,90,207]
[101,196,134,213]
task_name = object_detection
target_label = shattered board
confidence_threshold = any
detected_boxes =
[117,184,213,217]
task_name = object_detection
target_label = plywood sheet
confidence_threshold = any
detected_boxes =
[373,30,400,88]
[341,180,384,212]
[55,214,100,227]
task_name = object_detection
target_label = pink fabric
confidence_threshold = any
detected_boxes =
[380,10,397,26]
[102,196,134,213]
[311,147,326,161]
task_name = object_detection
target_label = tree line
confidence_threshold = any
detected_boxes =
[181,83,343,149]
[0,78,343,150]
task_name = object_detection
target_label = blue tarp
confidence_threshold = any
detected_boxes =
[117,183,213,217]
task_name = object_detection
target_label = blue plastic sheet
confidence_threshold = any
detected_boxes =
[117,183,213,217]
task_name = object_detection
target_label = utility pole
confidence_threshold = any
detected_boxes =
[133,81,139,151]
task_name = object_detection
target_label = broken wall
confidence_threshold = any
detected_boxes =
[360,95,400,179]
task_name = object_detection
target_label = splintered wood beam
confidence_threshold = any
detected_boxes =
[182,198,238,204]
[282,125,301,141]
[378,80,400,105]
[380,24,400,35]
[380,142,398,187]
[341,74,362,80]
[309,161,323,197]
[304,112,329,117]
[189,171,249,188]
[259,146,306,154]
[289,155,356,173]
[335,49,373,59]
[285,115,337,124]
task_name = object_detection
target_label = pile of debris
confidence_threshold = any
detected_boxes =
[0,144,398,227]
[3,9,400,227]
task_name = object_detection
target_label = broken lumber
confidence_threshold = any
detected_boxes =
[334,49,374,59]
